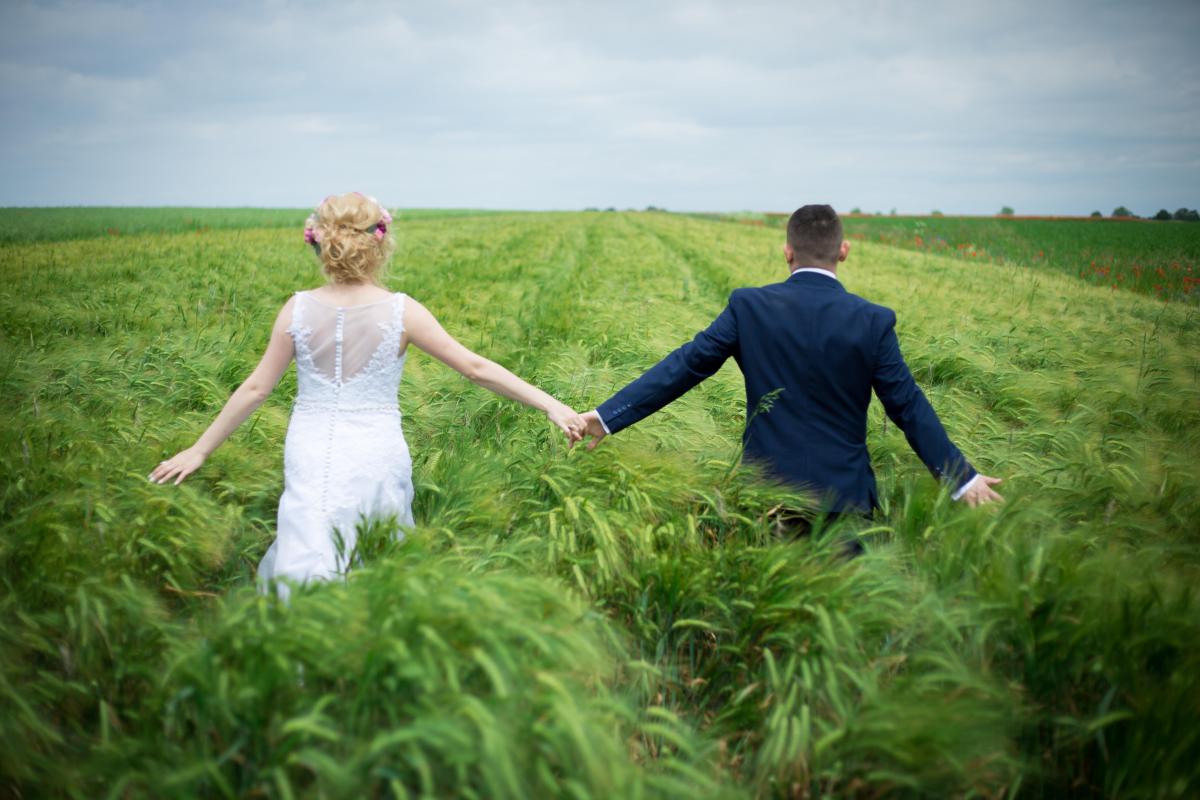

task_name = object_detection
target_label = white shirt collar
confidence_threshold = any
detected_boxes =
[790,267,839,282]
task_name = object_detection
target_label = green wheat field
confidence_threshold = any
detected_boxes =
[2,209,1199,798]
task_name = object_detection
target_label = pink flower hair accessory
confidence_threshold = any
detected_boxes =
[365,194,392,240]
[303,212,322,246]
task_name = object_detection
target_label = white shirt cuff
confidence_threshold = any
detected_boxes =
[951,473,982,501]
[592,409,612,435]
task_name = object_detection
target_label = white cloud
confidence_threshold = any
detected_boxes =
[620,119,716,141]
[0,0,1197,213]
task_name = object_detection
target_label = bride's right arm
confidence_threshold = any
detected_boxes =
[149,297,297,485]
[402,297,583,442]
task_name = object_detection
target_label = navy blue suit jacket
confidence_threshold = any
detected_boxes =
[596,270,976,513]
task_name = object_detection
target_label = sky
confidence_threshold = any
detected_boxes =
[1,0,1198,215]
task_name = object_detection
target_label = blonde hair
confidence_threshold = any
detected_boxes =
[308,193,395,284]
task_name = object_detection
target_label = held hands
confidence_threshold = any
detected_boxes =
[959,474,1004,507]
[546,401,586,444]
[575,410,608,450]
[550,406,607,449]
[149,446,207,485]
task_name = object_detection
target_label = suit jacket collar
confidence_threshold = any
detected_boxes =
[787,268,845,290]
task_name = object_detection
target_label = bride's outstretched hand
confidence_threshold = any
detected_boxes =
[149,447,206,485]
[545,401,585,444]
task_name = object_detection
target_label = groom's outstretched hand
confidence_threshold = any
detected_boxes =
[574,410,608,451]
[960,474,1004,507]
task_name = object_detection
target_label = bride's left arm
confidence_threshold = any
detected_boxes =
[402,297,583,442]
[150,297,297,485]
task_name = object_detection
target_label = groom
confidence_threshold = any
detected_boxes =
[579,204,1002,524]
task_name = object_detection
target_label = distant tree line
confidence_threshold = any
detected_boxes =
[583,205,1197,221]
[854,205,1200,221]
[582,206,668,213]
[1154,208,1200,222]
[999,206,1198,220]
[1103,206,1199,221]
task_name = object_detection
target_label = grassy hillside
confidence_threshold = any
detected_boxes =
[0,207,498,244]
[703,212,1200,301]
[2,211,1198,797]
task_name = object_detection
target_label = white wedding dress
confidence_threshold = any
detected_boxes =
[257,290,414,600]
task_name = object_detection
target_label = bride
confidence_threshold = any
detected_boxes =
[149,192,584,598]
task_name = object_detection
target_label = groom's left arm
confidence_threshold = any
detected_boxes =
[595,296,741,435]
[870,308,979,497]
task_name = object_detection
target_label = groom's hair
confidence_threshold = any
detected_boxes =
[787,205,843,266]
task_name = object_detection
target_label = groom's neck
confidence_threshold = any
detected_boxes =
[790,263,838,276]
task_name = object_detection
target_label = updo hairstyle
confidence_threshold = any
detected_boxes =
[306,192,395,284]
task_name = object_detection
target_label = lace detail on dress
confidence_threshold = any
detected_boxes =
[287,292,408,409]
[358,296,406,385]
[287,291,317,376]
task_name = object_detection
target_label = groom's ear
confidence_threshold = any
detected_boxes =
[783,242,795,266]
[837,240,851,262]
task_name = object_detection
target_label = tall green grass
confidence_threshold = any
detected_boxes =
[2,211,1198,797]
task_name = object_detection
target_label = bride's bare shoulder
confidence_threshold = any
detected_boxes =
[401,294,433,316]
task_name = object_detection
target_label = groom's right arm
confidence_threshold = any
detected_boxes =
[594,296,741,436]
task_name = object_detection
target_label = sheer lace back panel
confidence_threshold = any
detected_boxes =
[288,291,407,410]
